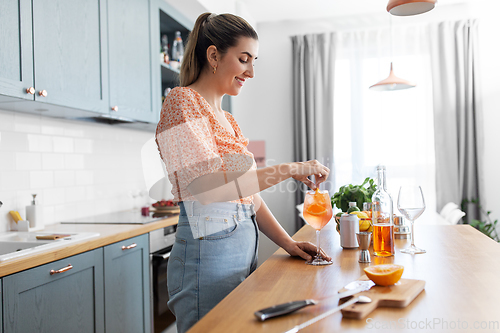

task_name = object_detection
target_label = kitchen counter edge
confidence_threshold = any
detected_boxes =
[0,215,179,277]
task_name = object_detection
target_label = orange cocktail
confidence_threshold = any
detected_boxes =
[303,189,333,265]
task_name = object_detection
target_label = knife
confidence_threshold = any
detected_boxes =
[254,280,374,321]
[283,296,362,333]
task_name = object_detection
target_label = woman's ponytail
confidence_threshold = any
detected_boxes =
[179,12,258,87]
[179,13,211,87]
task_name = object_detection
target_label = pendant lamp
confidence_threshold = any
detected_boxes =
[387,0,436,16]
[369,16,416,91]
[369,62,416,91]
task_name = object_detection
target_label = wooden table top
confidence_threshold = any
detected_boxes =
[189,223,500,333]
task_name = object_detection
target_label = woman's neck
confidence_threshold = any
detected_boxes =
[188,72,224,114]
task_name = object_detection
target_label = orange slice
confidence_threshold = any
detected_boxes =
[306,203,327,216]
[364,264,404,286]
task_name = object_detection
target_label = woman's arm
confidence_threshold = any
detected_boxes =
[187,160,329,205]
[253,193,331,261]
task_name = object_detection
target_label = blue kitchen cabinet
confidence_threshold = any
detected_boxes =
[107,0,155,123]
[0,0,33,101]
[103,234,151,333]
[31,0,109,113]
[2,248,105,333]
[0,0,109,114]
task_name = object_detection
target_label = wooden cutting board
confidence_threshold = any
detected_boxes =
[339,276,425,319]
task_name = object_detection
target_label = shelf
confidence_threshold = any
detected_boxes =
[161,62,180,86]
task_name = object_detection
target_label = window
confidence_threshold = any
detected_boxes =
[333,51,436,220]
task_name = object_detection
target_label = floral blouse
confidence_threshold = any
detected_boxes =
[156,87,256,204]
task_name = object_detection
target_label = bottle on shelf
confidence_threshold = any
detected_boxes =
[371,165,394,257]
[161,35,170,64]
[172,31,184,63]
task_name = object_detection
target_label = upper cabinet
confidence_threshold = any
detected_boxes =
[0,0,109,113]
[0,0,33,100]
[0,0,194,128]
[107,0,154,123]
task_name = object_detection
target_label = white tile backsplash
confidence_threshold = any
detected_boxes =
[28,134,53,152]
[65,154,84,170]
[42,154,65,170]
[16,152,42,170]
[53,136,74,153]
[0,108,156,231]
[30,171,54,188]
[1,171,30,191]
[54,170,76,187]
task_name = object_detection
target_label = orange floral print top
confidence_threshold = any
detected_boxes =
[156,87,256,204]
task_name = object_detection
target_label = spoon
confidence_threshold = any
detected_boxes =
[283,296,372,333]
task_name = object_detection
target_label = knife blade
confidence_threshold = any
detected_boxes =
[283,296,361,333]
[254,280,374,321]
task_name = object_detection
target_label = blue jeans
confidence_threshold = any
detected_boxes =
[167,201,259,333]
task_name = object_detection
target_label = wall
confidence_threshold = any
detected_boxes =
[232,0,500,263]
[0,109,155,232]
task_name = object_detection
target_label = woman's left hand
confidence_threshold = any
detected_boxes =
[283,241,332,262]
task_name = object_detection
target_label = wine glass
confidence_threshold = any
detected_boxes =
[397,186,426,254]
[303,189,333,265]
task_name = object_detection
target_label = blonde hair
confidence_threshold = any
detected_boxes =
[180,13,258,87]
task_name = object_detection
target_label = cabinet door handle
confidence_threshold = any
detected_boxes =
[111,105,118,112]
[50,264,73,275]
[122,243,137,250]
[38,90,48,97]
[26,87,35,95]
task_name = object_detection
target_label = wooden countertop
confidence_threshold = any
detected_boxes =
[189,223,500,332]
[0,214,178,278]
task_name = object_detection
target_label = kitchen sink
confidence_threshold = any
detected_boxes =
[0,231,100,262]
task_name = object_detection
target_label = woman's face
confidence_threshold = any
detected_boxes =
[215,37,259,96]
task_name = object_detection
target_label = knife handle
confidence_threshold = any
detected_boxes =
[255,299,317,321]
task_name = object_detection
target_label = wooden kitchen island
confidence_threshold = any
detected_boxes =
[188,223,500,332]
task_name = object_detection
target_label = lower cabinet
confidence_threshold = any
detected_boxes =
[2,248,105,333]
[2,234,151,333]
[104,234,151,333]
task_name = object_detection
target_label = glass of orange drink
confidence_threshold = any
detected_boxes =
[303,188,333,265]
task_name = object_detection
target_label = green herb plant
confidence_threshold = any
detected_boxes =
[331,177,377,212]
[461,198,499,242]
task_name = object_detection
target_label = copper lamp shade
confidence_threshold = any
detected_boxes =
[387,0,436,16]
[369,63,416,91]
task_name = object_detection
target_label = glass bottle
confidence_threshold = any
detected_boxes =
[172,31,184,63]
[161,35,169,63]
[371,165,395,256]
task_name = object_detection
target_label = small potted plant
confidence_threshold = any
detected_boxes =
[331,177,377,233]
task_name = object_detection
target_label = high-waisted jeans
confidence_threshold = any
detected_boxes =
[167,201,259,333]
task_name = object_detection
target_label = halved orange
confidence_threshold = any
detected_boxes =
[306,203,327,216]
[364,264,404,286]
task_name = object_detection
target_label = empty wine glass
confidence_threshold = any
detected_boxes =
[303,189,333,265]
[398,186,426,254]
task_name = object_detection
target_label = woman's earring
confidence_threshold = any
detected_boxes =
[213,66,217,74]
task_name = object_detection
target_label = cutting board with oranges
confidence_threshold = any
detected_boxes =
[338,276,425,319]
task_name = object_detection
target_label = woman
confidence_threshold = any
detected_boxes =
[156,12,331,333]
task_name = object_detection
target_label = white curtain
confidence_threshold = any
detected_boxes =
[429,20,483,222]
[291,33,336,230]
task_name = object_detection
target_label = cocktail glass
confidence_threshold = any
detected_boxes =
[303,189,333,265]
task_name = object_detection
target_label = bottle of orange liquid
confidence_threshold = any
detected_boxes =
[371,165,394,257]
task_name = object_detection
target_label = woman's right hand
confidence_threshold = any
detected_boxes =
[290,160,330,190]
